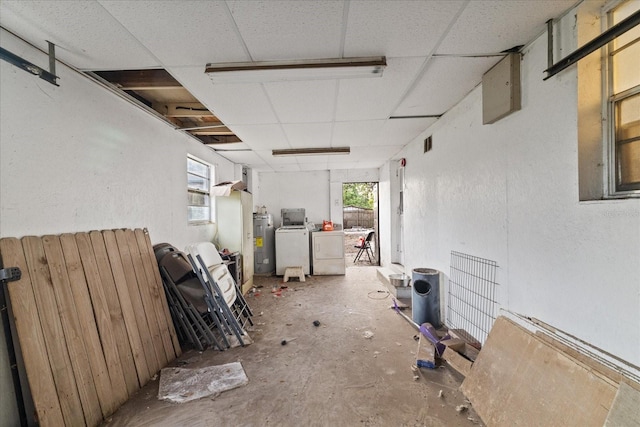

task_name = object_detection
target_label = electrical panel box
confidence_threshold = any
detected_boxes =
[482,53,521,124]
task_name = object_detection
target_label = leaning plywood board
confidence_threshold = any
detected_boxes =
[604,382,640,426]
[461,316,617,426]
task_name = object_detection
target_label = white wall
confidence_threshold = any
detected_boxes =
[0,31,235,425]
[392,21,640,366]
[256,171,331,226]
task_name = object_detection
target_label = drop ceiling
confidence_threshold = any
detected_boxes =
[0,0,577,172]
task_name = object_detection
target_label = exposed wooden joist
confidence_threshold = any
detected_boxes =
[156,103,214,118]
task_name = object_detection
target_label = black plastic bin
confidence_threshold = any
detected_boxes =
[411,268,441,328]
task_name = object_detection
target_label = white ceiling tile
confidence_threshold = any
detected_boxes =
[296,155,329,164]
[0,0,159,69]
[230,124,290,150]
[299,161,328,171]
[345,0,465,57]
[255,150,301,165]
[99,0,248,67]
[264,80,337,123]
[437,0,576,54]
[282,123,333,148]
[394,56,499,117]
[170,67,278,125]
[335,57,425,121]
[332,120,386,147]
[226,0,345,61]
[271,164,302,172]
[216,150,264,166]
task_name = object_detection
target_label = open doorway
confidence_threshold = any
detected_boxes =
[342,182,379,266]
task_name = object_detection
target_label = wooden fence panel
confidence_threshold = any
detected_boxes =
[0,228,180,426]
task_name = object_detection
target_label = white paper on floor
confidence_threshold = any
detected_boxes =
[158,362,249,403]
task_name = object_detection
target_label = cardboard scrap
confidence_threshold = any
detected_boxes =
[211,180,247,197]
[158,362,248,403]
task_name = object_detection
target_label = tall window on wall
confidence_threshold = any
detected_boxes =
[187,156,213,223]
[606,0,640,194]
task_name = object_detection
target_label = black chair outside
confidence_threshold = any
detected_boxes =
[354,231,375,263]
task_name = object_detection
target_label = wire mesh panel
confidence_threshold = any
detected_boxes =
[447,251,498,345]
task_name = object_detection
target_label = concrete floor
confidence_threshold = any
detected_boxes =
[104,267,483,427]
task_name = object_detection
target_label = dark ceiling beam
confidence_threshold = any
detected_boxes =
[196,135,242,144]
[94,69,181,89]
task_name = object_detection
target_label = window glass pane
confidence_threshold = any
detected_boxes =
[188,191,209,207]
[187,173,209,192]
[612,40,640,93]
[187,158,209,177]
[188,206,210,222]
[617,140,640,188]
[616,93,640,141]
[612,1,639,47]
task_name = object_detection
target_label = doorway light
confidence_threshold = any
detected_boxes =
[205,57,386,83]
[272,147,350,157]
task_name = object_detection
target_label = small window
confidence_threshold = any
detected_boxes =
[187,156,213,223]
[606,0,640,194]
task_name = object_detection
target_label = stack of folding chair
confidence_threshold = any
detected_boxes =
[153,242,253,351]
[185,242,253,344]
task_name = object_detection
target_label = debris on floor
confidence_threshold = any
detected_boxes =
[157,362,249,403]
[363,330,374,339]
[456,404,469,413]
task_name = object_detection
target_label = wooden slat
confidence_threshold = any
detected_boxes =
[461,316,617,427]
[41,235,104,423]
[22,237,86,426]
[102,230,150,386]
[134,228,177,360]
[113,229,160,376]
[58,234,114,421]
[73,233,129,407]
[0,237,65,427]
[124,229,168,368]
[141,229,181,357]
[89,231,139,396]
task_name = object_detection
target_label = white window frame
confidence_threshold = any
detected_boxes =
[603,0,640,198]
[187,156,214,224]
